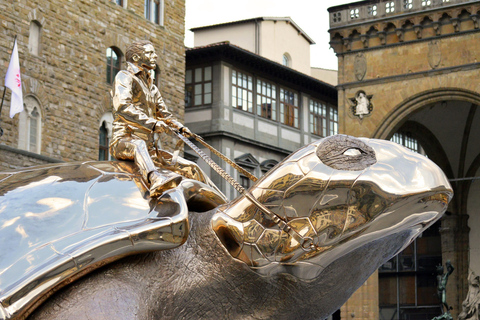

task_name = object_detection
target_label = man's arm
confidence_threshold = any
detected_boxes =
[153,86,191,136]
[113,71,166,132]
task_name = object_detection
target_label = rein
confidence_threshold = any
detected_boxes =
[172,129,318,252]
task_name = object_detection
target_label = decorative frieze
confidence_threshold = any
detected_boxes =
[329,0,480,54]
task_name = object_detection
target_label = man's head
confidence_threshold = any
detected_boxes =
[126,40,158,70]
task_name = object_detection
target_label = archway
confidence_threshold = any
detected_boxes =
[374,88,480,317]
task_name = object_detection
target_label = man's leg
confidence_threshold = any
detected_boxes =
[154,149,225,198]
[110,138,182,197]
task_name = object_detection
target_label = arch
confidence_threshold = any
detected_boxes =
[373,88,480,140]
[98,112,114,160]
[18,95,43,154]
[282,52,291,67]
[260,159,279,174]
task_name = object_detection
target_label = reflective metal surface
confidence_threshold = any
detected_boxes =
[0,135,454,320]
[109,41,212,189]
[212,135,453,280]
[0,161,226,320]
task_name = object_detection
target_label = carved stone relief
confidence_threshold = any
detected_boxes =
[428,40,442,69]
[349,90,373,120]
[354,53,367,81]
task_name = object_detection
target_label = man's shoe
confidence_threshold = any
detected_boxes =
[149,170,183,198]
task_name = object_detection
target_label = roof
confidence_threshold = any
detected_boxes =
[190,17,316,45]
[186,42,337,104]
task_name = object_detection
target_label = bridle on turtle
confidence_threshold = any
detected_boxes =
[172,129,319,252]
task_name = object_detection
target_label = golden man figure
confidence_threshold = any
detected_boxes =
[110,40,214,197]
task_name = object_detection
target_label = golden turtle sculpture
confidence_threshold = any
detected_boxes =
[0,135,452,320]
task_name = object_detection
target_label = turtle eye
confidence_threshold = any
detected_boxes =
[343,148,362,156]
[316,135,376,171]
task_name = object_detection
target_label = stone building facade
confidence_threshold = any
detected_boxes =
[328,0,480,319]
[0,0,185,170]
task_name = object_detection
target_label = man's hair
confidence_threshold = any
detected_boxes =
[126,40,154,63]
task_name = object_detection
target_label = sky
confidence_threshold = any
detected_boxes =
[185,0,355,71]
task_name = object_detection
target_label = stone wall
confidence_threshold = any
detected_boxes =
[329,1,480,319]
[0,0,185,170]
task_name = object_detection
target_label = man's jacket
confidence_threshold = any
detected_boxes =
[111,62,179,148]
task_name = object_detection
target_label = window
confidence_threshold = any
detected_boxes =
[368,5,377,16]
[232,70,253,113]
[18,95,42,154]
[185,66,212,107]
[98,113,113,160]
[386,1,395,13]
[28,21,41,56]
[106,47,122,84]
[350,8,359,19]
[379,222,442,320]
[256,79,277,120]
[442,0,450,2]
[235,153,259,191]
[390,132,426,155]
[99,122,109,161]
[240,175,251,189]
[309,99,338,137]
[422,0,432,7]
[145,0,164,26]
[111,0,123,6]
[404,0,413,9]
[282,54,290,67]
[333,12,342,23]
[279,88,298,128]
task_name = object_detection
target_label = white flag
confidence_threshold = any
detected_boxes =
[5,39,23,118]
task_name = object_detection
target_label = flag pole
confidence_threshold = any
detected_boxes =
[0,35,18,137]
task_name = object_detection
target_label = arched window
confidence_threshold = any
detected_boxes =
[29,20,41,56]
[282,53,291,67]
[98,112,113,160]
[150,66,161,87]
[18,96,42,154]
[106,47,122,84]
[145,0,164,26]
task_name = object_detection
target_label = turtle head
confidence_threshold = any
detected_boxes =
[212,135,453,280]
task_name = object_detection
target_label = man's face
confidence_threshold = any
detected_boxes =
[136,44,157,70]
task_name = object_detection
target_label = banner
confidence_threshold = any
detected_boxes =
[5,38,23,118]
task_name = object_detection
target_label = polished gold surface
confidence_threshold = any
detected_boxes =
[0,135,454,319]
[0,161,226,320]
[212,135,453,280]
[109,40,214,189]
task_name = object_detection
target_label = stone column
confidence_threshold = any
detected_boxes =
[440,213,470,318]
[340,271,379,320]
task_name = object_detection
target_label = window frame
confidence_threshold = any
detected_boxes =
[232,69,254,113]
[98,112,113,161]
[18,95,42,154]
[185,65,213,107]
[106,47,122,85]
[145,0,164,26]
[386,1,395,13]
[28,20,42,56]
[379,222,442,319]
[256,78,277,121]
[279,88,299,128]
[309,99,338,137]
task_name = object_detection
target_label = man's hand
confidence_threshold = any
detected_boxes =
[180,126,193,138]
[154,120,169,133]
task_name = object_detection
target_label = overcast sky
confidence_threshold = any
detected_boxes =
[185,0,355,71]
